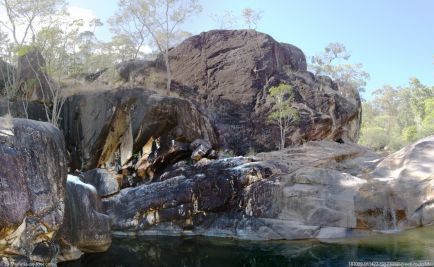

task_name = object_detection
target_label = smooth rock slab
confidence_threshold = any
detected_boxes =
[58,175,111,262]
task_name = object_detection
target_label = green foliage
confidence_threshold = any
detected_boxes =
[267,83,298,150]
[359,78,434,152]
[403,125,418,143]
[310,43,369,100]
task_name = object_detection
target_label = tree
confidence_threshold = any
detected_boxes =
[242,8,262,29]
[211,10,238,29]
[267,83,298,150]
[359,79,434,152]
[0,0,93,127]
[110,0,202,92]
[0,0,67,47]
[310,43,369,101]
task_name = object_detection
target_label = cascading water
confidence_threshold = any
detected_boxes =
[381,193,399,233]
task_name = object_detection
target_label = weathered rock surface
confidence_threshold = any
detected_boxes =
[0,59,14,96]
[58,175,111,262]
[355,135,434,231]
[0,99,48,122]
[101,137,434,240]
[61,88,218,171]
[102,140,380,240]
[16,48,53,102]
[0,117,67,264]
[164,30,361,153]
[80,169,120,197]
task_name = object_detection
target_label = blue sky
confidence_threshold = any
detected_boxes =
[69,0,434,98]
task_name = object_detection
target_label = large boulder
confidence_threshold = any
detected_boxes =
[58,175,111,262]
[355,136,434,230]
[0,99,48,122]
[165,30,361,153]
[61,88,218,171]
[80,168,120,197]
[16,48,53,102]
[0,117,67,264]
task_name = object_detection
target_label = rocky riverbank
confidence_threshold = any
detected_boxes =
[0,30,433,266]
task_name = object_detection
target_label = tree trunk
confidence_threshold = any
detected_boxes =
[164,52,171,92]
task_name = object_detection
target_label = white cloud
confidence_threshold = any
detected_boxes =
[139,45,153,54]
[67,6,97,32]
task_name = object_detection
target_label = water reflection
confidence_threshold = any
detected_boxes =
[60,226,434,267]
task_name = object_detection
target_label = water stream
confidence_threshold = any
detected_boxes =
[60,226,434,267]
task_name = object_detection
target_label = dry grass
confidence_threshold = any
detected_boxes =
[0,113,14,137]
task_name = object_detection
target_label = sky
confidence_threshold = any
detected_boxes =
[18,0,434,98]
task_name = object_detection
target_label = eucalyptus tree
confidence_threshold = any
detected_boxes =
[110,0,202,91]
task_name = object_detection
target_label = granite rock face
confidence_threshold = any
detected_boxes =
[0,100,48,122]
[81,169,120,197]
[0,59,14,96]
[101,137,434,239]
[58,175,111,262]
[61,88,218,171]
[165,30,361,153]
[102,140,381,240]
[355,136,434,231]
[0,117,67,264]
[16,48,53,102]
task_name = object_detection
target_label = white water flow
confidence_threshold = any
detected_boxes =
[381,194,399,233]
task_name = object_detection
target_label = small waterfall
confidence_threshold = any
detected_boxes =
[380,193,399,233]
[389,198,398,230]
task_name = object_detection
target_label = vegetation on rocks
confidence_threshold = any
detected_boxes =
[359,78,434,152]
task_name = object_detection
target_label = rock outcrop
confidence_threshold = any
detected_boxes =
[0,59,14,96]
[102,140,380,240]
[0,117,67,264]
[0,99,48,122]
[80,169,120,197]
[61,88,218,171]
[164,30,361,153]
[355,136,434,231]
[16,48,53,102]
[58,175,111,262]
[102,137,434,240]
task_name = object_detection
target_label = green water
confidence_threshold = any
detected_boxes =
[60,226,434,267]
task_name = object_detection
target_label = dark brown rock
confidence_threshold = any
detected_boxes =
[0,59,14,96]
[61,88,218,171]
[165,30,361,153]
[0,117,67,264]
[81,169,120,197]
[102,140,385,240]
[0,99,48,122]
[16,48,53,102]
[190,139,213,161]
[102,156,280,235]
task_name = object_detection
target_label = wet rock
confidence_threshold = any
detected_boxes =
[58,175,111,262]
[81,169,120,197]
[0,117,67,264]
